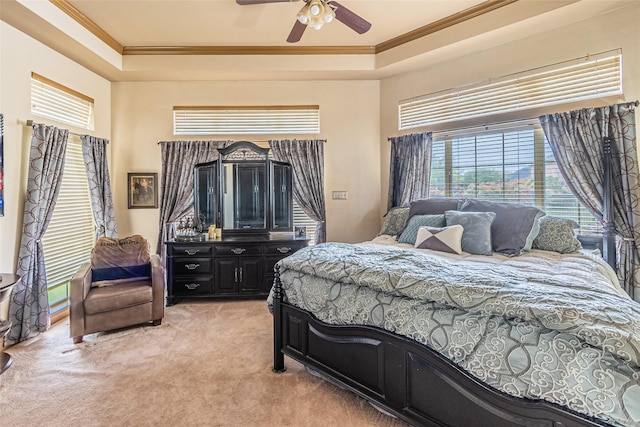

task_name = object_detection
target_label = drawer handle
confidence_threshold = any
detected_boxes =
[277,247,292,254]
[231,248,246,255]
[185,283,200,290]
[184,249,199,255]
[185,263,200,270]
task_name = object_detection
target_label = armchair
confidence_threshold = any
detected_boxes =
[70,235,164,344]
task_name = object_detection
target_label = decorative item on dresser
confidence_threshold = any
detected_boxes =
[165,140,308,305]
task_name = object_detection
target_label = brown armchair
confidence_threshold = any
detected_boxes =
[70,235,164,344]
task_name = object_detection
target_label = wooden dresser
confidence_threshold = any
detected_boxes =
[165,235,309,305]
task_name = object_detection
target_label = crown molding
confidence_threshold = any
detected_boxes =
[123,45,375,56]
[50,0,518,57]
[375,0,519,54]
[49,0,123,54]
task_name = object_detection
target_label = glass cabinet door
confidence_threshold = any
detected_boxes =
[271,161,293,231]
[194,161,218,229]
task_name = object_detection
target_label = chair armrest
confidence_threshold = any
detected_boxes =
[150,254,165,318]
[69,262,92,339]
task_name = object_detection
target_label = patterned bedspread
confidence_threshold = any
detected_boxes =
[271,238,640,427]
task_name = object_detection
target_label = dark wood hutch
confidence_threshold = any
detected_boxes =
[165,141,309,305]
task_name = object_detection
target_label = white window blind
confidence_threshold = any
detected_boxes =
[429,124,600,234]
[400,52,622,129]
[41,137,94,315]
[173,106,320,135]
[31,72,95,131]
[293,200,317,245]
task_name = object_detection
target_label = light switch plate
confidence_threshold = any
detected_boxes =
[332,191,348,200]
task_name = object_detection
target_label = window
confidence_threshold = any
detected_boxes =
[31,72,95,130]
[293,200,317,244]
[399,51,622,130]
[41,137,94,319]
[430,123,599,233]
[173,106,320,135]
[30,74,95,320]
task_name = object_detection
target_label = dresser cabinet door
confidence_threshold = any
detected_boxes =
[239,257,262,293]
[214,258,239,294]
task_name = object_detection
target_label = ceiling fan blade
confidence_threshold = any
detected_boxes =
[236,0,299,5]
[327,1,371,34]
[286,20,307,43]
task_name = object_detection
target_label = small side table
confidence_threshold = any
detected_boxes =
[0,274,19,375]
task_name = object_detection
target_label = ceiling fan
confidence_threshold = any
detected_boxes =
[236,0,372,43]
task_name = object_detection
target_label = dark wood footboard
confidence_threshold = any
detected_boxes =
[272,269,610,427]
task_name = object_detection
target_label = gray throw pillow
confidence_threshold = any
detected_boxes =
[398,214,446,244]
[409,198,462,218]
[445,210,496,255]
[378,207,410,236]
[460,199,545,256]
[533,216,582,254]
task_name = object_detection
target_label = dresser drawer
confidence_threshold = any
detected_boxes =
[171,258,212,275]
[172,277,213,296]
[214,244,262,256]
[263,242,307,256]
[169,245,212,257]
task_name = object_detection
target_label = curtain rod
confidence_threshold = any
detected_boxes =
[25,119,84,138]
[157,138,326,145]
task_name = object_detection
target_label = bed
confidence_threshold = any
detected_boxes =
[270,141,640,427]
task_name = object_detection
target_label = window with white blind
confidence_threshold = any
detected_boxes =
[399,51,622,130]
[41,136,94,318]
[293,200,317,244]
[31,73,96,319]
[31,72,95,131]
[173,106,320,135]
[430,123,599,233]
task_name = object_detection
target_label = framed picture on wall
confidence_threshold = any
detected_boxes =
[128,172,158,209]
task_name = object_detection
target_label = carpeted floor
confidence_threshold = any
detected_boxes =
[0,300,409,427]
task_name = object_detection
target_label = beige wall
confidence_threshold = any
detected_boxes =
[0,22,111,318]
[379,2,640,213]
[111,80,381,250]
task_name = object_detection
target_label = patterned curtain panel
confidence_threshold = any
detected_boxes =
[269,139,327,243]
[540,102,639,301]
[8,123,69,345]
[157,140,230,255]
[81,135,117,239]
[387,132,433,210]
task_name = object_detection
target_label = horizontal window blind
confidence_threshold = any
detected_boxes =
[41,137,94,313]
[174,106,320,135]
[400,52,622,129]
[293,200,317,245]
[430,124,600,234]
[31,72,94,130]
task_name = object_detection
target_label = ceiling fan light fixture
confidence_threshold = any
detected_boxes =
[297,0,334,29]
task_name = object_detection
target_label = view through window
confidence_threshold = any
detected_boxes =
[429,125,599,233]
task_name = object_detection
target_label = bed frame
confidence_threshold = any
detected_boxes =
[272,138,617,427]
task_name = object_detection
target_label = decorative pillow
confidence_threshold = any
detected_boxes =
[408,198,462,218]
[397,214,446,245]
[91,235,151,287]
[415,225,463,255]
[445,210,496,255]
[459,199,545,256]
[378,207,410,236]
[533,216,582,254]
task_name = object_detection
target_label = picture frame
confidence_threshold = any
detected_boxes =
[128,172,158,209]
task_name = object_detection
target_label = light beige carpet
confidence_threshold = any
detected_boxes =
[0,300,410,427]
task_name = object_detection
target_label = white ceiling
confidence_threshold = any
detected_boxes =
[0,0,634,81]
